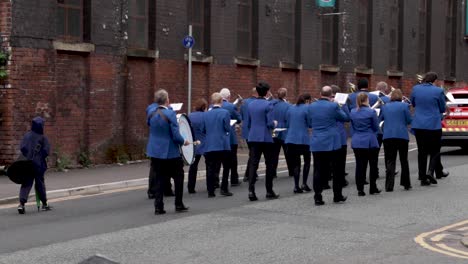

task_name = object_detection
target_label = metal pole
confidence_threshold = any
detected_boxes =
[188,25,192,114]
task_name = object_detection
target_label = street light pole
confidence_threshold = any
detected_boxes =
[188,25,192,114]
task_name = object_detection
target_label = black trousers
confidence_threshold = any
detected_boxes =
[222,144,239,183]
[287,143,311,187]
[248,142,275,193]
[353,148,379,192]
[148,163,173,196]
[377,133,384,177]
[187,154,202,192]
[150,157,184,210]
[312,150,343,201]
[383,139,410,190]
[337,145,347,179]
[414,129,443,180]
[243,141,258,181]
[272,138,294,177]
[205,151,230,193]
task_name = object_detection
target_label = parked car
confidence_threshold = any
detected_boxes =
[441,87,468,148]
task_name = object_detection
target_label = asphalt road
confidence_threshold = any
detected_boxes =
[1,146,468,263]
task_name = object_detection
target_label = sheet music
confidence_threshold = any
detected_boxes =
[370,91,381,96]
[170,103,183,111]
[230,120,237,126]
[374,108,381,116]
[334,93,349,105]
[274,128,287,132]
[445,92,456,103]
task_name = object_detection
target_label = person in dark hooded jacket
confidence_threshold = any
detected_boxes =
[17,117,51,214]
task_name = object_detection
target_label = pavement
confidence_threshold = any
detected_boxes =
[0,147,278,205]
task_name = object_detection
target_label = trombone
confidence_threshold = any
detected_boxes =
[233,93,243,108]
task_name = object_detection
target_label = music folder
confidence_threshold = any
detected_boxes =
[230,120,237,126]
[334,93,348,105]
[170,103,183,111]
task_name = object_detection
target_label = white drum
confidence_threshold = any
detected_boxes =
[177,114,195,165]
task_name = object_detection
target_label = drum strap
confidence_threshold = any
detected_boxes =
[149,108,169,123]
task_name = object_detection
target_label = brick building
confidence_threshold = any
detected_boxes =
[0,0,467,165]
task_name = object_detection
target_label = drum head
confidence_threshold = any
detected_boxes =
[177,114,195,165]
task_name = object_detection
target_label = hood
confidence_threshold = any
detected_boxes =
[31,117,44,135]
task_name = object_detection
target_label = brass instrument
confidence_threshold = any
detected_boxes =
[416,74,424,84]
[371,97,385,109]
[266,91,274,101]
[389,86,411,104]
[349,82,357,93]
[233,93,243,108]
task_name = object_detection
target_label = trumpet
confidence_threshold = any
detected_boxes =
[416,74,424,84]
[233,93,243,108]
[349,82,357,93]
[266,91,274,101]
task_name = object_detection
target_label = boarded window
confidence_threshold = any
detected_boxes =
[388,0,403,71]
[57,0,84,41]
[418,0,429,73]
[128,0,148,49]
[189,0,210,54]
[445,0,457,78]
[321,5,338,65]
[356,0,372,68]
[281,0,300,63]
[237,0,253,57]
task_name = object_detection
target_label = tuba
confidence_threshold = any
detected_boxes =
[349,82,357,93]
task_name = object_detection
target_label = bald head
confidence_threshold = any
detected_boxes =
[320,86,333,98]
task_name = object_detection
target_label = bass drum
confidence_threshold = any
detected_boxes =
[177,114,195,165]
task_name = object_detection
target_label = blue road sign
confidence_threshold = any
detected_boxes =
[183,36,195,49]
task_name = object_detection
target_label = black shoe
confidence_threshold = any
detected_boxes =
[175,204,189,212]
[248,192,258,201]
[243,177,249,182]
[394,170,399,176]
[333,196,347,203]
[315,200,325,206]
[358,191,366,196]
[188,189,196,194]
[294,187,304,194]
[266,192,280,199]
[17,205,25,214]
[436,171,449,179]
[208,192,216,198]
[220,190,233,196]
[41,204,53,211]
[323,184,331,190]
[231,182,241,187]
[404,185,412,190]
[164,191,175,197]
[343,180,349,187]
[214,183,220,189]
[301,184,312,192]
[370,188,381,195]
[344,172,349,176]
[155,208,166,215]
[147,193,155,199]
[426,175,438,185]
[364,181,369,185]
[386,189,393,192]
[421,180,431,186]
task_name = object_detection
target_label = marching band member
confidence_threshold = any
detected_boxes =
[375,82,391,178]
[203,93,233,197]
[350,93,381,196]
[285,93,312,193]
[147,89,189,215]
[187,98,208,194]
[410,72,448,186]
[379,89,412,191]
[309,86,349,206]
[348,79,380,184]
[241,88,258,183]
[271,88,293,178]
[331,85,350,187]
[247,82,279,201]
[220,88,242,186]
[146,93,173,199]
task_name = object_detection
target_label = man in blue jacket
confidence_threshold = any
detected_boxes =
[247,82,279,201]
[271,87,293,178]
[410,72,448,186]
[241,88,258,183]
[309,86,349,206]
[203,93,233,197]
[147,89,189,215]
[220,88,242,186]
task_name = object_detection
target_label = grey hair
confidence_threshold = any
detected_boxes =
[376,82,388,92]
[154,89,169,105]
[219,88,231,99]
